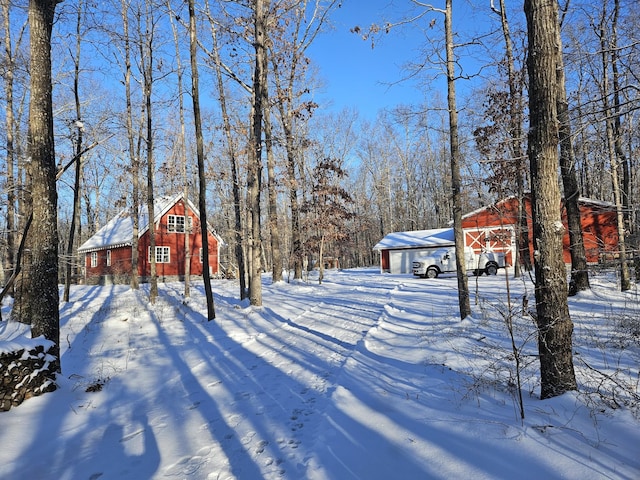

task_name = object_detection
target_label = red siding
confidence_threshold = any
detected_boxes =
[84,246,132,278]
[138,201,219,277]
[84,199,220,282]
[462,196,619,265]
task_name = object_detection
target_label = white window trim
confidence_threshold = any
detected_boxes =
[106,250,111,266]
[168,215,192,233]
[148,246,171,263]
[90,251,97,268]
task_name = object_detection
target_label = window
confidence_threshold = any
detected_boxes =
[106,250,111,266]
[90,252,97,268]
[168,215,192,233]
[148,246,170,263]
[199,247,203,263]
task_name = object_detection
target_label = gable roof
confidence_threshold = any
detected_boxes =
[78,193,223,253]
[372,228,455,251]
[461,194,616,221]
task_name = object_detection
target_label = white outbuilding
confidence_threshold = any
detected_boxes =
[373,228,455,274]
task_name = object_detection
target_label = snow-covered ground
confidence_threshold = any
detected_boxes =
[1,268,639,479]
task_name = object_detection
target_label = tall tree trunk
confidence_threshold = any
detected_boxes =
[64,0,84,303]
[167,1,190,298]
[599,19,630,292]
[556,5,589,294]
[247,0,268,305]
[272,48,302,280]
[2,0,18,288]
[524,0,577,399]
[12,132,32,323]
[189,0,215,319]
[444,0,471,320]
[283,115,303,280]
[208,16,247,299]
[611,0,630,226]
[609,0,631,290]
[264,97,283,283]
[122,0,139,290]
[142,5,157,304]
[26,0,60,373]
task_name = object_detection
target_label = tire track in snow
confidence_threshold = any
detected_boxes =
[155,275,401,479]
[244,276,400,477]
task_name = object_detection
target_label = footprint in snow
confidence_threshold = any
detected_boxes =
[163,446,212,476]
[255,439,269,454]
[241,431,256,445]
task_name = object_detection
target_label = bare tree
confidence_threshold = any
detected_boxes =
[63,0,85,302]
[166,0,191,298]
[189,0,215,319]
[599,0,631,291]
[393,1,471,318]
[1,1,25,288]
[121,0,141,291]
[25,0,61,372]
[488,0,531,276]
[205,6,248,299]
[140,0,158,303]
[524,0,577,399]
[269,0,339,281]
[556,2,589,294]
[263,84,283,283]
[245,0,269,306]
[442,0,471,320]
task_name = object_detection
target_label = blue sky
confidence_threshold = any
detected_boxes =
[308,0,425,119]
[307,1,509,120]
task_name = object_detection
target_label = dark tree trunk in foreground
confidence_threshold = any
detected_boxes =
[189,0,215,319]
[444,0,471,320]
[26,0,60,372]
[247,0,268,306]
[524,0,577,399]
[143,13,157,305]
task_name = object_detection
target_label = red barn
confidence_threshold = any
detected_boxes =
[78,193,224,285]
[461,194,619,266]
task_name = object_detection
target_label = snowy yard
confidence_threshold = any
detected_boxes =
[1,268,639,479]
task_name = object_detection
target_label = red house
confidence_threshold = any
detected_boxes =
[461,195,619,266]
[78,193,224,285]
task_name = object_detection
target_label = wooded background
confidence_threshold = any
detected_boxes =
[1,0,637,294]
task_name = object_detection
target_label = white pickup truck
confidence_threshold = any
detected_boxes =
[412,246,505,279]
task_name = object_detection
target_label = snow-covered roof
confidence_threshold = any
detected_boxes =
[77,209,135,252]
[78,193,222,253]
[461,194,616,220]
[372,228,455,251]
[576,196,617,211]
